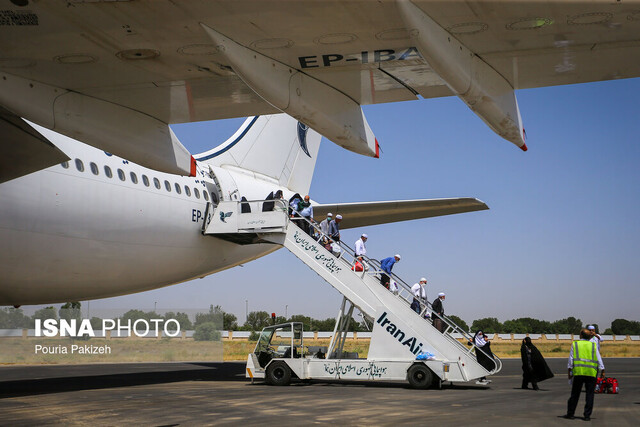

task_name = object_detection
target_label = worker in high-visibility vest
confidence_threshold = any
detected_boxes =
[563,329,605,421]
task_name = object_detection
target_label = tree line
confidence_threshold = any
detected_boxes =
[0,303,201,331]
[2,304,639,336]
[0,304,365,333]
[460,316,640,335]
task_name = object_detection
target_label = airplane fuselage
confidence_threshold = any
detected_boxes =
[0,127,280,305]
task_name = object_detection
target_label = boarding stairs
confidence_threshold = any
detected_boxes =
[203,200,501,382]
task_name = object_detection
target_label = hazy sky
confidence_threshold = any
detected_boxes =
[63,78,640,329]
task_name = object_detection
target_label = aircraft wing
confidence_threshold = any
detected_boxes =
[313,198,488,229]
[1,1,638,174]
[0,109,69,184]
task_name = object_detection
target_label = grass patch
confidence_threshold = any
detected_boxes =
[0,338,223,365]
[2,337,638,364]
[473,341,640,359]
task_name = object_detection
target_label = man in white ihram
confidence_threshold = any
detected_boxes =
[410,278,427,314]
[354,233,367,258]
[319,212,332,239]
[354,233,369,270]
[587,325,602,351]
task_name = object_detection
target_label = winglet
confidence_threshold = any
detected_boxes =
[519,128,527,151]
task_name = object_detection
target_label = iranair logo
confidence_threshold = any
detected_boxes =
[377,311,425,356]
[297,122,311,158]
[219,211,233,222]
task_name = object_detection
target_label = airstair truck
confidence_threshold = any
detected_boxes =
[246,315,446,388]
[245,294,498,388]
[203,199,501,387]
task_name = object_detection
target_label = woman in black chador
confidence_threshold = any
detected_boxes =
[472,330,495,385]
[520,337,554,390]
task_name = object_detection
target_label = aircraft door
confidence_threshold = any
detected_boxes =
[208,166,239,202]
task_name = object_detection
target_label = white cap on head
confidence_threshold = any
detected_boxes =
[394,254,401,260]
[587,325,595,330]
[336,214,342,219]
[327,212,333,217]
[420,277,427,282]
[438,292,445,297]
[361,233,368,238]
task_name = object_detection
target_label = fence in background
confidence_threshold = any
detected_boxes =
[1,329,639,342]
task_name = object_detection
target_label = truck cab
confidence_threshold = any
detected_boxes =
[246,322,309,386]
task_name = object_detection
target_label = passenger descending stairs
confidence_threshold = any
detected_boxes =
[203,200,501,382]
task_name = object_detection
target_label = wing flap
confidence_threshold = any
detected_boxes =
[314,197,488,230]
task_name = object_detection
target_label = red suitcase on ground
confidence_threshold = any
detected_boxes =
[597,377,619,394]
[605,377,619,394]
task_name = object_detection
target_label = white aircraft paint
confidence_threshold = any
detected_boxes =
[0,117,316,305]
[0,114,482,307]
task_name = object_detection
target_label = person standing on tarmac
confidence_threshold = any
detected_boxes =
[587,325,602,352]
[563,329,605,421]
[520,337,554,390]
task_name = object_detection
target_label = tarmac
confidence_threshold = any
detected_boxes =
[0,358,638,426]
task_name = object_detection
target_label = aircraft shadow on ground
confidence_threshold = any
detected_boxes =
[0,362,245,399]
[0,362,494,397]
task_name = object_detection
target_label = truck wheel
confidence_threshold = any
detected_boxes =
[266,361,292,386]
[407,363,433,389]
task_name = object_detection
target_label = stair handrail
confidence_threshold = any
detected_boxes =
[289,212,501,374]
[370,256,502,374]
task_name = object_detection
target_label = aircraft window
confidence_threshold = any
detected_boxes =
[104,166,112,178]
[194,188,200,199]
[211,191,219,204]
[61,161,69,169]
[75,159,84,172]
[203,191,209,201]
[142,175,150,187]
[130,172,138,184]
[184,186,191,197]
[117,169,125,181]
[153,177,161,189]
[90,162,99,175]
[174,183,181,194]
[164,180,171,192]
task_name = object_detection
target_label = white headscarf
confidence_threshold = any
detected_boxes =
[474,331,487,347]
